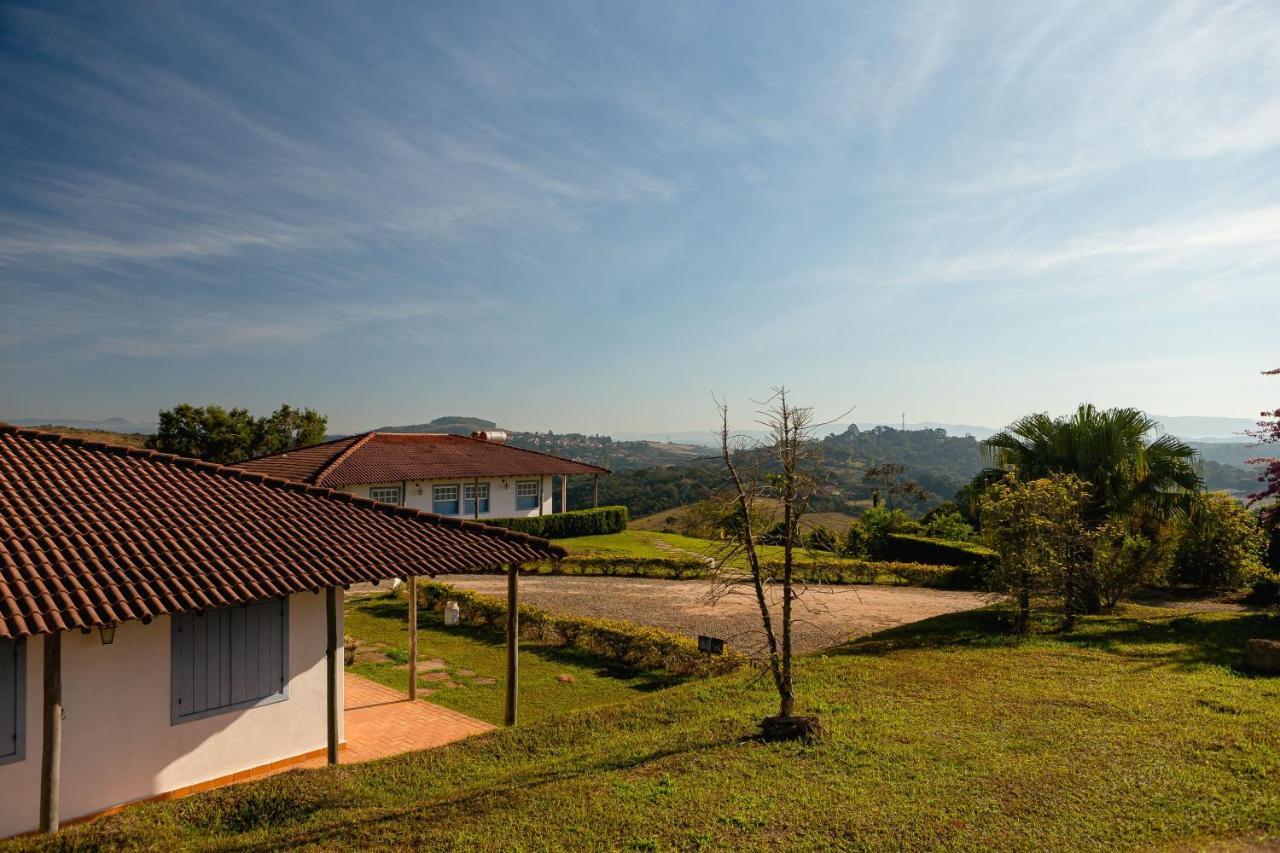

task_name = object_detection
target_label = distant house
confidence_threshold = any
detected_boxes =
[235,431,610,519]
[0,425,562,837]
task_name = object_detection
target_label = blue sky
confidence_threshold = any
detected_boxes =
[1,1,1276,435]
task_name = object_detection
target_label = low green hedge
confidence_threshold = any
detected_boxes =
[760,559,983,591]
[472,554,983,590]
[484,505,628,539]
[884,534,996,573]
[414,580,744,677]
[518,556,710,580]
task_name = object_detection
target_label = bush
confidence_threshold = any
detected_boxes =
[922,510,975,542]
[483,505,628,539]
[1090,517,1169,608]
[859,506,922,559]
[806,526,838,553]
[883,534,996,575]
[1171,493,1268,590]
[414,581,744,677]
[840,524,869,558]
[759,558,983,590]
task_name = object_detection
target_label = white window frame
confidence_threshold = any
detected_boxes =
[515,480,540,511]
[432,484,460,515]
[463,483,490,515]
[0,638,24,766]
[369,485,403,505]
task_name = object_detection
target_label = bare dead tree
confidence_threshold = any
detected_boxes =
[715,387,828,740]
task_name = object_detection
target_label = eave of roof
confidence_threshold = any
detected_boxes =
[0,423,566,640]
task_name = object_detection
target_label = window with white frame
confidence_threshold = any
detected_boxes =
[369,485,402,505]
[515,480,540,511]
[171,599,288,724]
[0,638,23,765]
[432,484,460,515]
[463,483,490,515]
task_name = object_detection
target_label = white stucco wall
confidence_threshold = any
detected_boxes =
[345,474,555,518]
[0,591,341,838]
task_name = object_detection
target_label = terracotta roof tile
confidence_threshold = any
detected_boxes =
[236,432,609,486]
[0,424,564,640]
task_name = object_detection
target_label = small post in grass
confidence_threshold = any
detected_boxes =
[407,575,417,700]
[504,562,519,726]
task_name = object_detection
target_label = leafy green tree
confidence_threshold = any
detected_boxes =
[254,404,328,457]
[149,403,328,464]
[1171,492,1268,590]
[1090,515,1170,609]
[980,473,1090,632]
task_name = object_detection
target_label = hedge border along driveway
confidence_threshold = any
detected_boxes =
[441,574,990,655]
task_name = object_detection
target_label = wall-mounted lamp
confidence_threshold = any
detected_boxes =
[98,623,117,645]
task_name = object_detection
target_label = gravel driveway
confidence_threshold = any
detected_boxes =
[441,575,990,655]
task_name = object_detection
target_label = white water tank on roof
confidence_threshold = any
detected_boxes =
[470,430,508,443]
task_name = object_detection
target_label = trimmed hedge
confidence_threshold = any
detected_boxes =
[884,534,996,574]
[761,559,984,591]
[414,580,744,677]
[484,505,628,539]
[518,556,711,580]
[468,554,983,590]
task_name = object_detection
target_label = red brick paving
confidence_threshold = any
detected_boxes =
[297,671,494,768]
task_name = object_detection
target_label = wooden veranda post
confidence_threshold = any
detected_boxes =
[407,575,418,700]
[504,562,519,726]
[560,475,568,514]
[326,586,339,765]
[39,631,62,834]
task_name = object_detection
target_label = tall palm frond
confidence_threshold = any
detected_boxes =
[974,404,1202,521]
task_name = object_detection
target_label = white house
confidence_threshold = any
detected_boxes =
[235,430,610,519]
[0,424,562,838]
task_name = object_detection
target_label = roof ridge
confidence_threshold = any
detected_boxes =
[0,423,565,557]
[236,431,369,472]
[312,430,377,485]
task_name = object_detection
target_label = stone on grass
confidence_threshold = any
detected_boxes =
[556,674,576,684]
[1241,639,1280,675]
[473,676,496,686]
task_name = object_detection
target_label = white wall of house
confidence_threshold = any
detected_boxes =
[0,591,340,838]
[343,473,555,518]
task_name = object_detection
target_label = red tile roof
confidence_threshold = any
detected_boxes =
[236,432,609,487]
[0,424,565,641]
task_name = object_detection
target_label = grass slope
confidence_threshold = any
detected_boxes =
[345,595,683,725]
[13,607,1280,851]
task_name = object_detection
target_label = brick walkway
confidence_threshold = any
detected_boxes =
[294,672,494,769]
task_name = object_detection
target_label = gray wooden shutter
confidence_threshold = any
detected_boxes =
[172,599,287,722]
[0,638,20,761]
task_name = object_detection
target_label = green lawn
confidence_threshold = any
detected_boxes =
[21,606,1280,851]
[345,594,684,725]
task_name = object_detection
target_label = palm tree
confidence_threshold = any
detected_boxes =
[974,405,1202,615]
[977,404,1202,522]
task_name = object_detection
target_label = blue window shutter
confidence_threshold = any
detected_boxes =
[0,638,19,761]
[172,599,288,723]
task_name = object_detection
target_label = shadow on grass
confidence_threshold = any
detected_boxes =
[356,598,685,692]
[831,604,1280,673]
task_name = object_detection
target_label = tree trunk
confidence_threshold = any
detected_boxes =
[1017,573,1031,634]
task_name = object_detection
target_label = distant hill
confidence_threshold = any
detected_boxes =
[370,417,713,472]
[3,416,158,434]
[7,424,151,448]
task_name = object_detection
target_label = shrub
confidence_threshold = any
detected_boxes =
[806,526,838,553]
[414,581,744,677]
[1171,493,1268,590]
[840,524,869,558]
[514,556,711,580]
[1090,516,1170,608]
[859,506,922,559]
[483,505,628,539]
[883,534,996,574]
[922,510,975,542]
[760,558,982,590]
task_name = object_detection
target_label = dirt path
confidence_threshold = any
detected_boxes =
[441,575,990,655]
